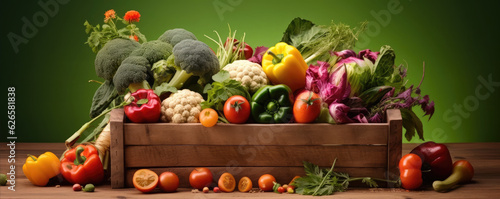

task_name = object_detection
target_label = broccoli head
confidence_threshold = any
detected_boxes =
[158,28,197,47]
[95,38,140,80]
[167,39,220,89]
[113,56,152,94]
[129,40,173,66]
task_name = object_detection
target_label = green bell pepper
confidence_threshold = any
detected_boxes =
[251,84,294,123]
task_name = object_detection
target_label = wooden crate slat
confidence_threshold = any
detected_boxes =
[386,109,403,183]
[124,145,387,168]
[110,108,125,188]
[125,167,388,188]
[123,123,388,146]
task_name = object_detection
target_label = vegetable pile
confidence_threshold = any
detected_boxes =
[73,12,436,150]
[20,9,445,195]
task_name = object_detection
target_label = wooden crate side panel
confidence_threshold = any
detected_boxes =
[386,109,402,186]
[123,123,389,146]
[125,167,387,188]
[124,145,387,168]
[110,108,125,188]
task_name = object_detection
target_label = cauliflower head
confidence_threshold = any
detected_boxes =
[223,60,269,93]
[161,89,204,123]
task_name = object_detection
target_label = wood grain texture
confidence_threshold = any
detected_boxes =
[1,142,499,198]
[125,167,388,188]
[123,123,389,146]
[110,108,125,188]
[124,145,388,168]
[386,109,402,186]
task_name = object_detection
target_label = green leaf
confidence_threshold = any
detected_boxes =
[400,108,424,141]
[358,86,393,108]
[281,17,317,45]
[373,45,396,78]
[89,80,119,118]
[154,82,177,97]
[203,84,212,94]
[212,70,230,83]
[84,21,93,34]
[361,177,379,188]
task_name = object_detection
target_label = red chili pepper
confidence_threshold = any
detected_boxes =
[60,145,104,185]
[410,141,453,181]
[399,153,423,190]
[124,89,161,123]
[224,38,254,60]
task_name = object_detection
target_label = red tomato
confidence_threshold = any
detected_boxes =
[189,168,213,190]
[293,91,321,123]
[399,153,423,190]
[158,172,179,192]
[223,95,250,124]
[200,108,218,127]
[258,174,276,192]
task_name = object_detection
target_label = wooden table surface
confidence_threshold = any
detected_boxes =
[1,142,499,198]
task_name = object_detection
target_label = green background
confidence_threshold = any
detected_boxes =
[1,0,499,143]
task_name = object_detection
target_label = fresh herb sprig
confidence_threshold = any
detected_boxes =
[292,159,400,196]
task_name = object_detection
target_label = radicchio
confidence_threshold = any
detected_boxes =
[305,61,350,105]
[248,46,269,64]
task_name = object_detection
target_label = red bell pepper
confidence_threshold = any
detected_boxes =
[410,141,453,181]
[124,89,161,123]
[399,153,423,190]
[60,144,104,185]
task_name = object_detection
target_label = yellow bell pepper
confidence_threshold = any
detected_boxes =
[22,152,60,186]
[262,42,308,92]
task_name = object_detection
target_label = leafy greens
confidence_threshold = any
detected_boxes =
[281,17,367,65]
[292,160,399,196]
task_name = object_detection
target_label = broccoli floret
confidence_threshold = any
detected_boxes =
[129,40,173,66]
[158,28,197,47]
[113,56,151,94]
[167,39,220,89]
[151,59,176,88]
[95,38,140,80]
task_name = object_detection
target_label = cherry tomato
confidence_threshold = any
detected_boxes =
[277,186,285,193]
[133,169,158,193]
[238,176,253,192]
[399,153,423,190]
[258,174,276,192]
[218,172,236,192]
[293,91,321,123]
[158,172,179,193]
[200,108,218,127]
[223,95,250,124]
[189,168,213,190]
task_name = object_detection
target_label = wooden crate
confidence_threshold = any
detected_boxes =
[109,108,402,188]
